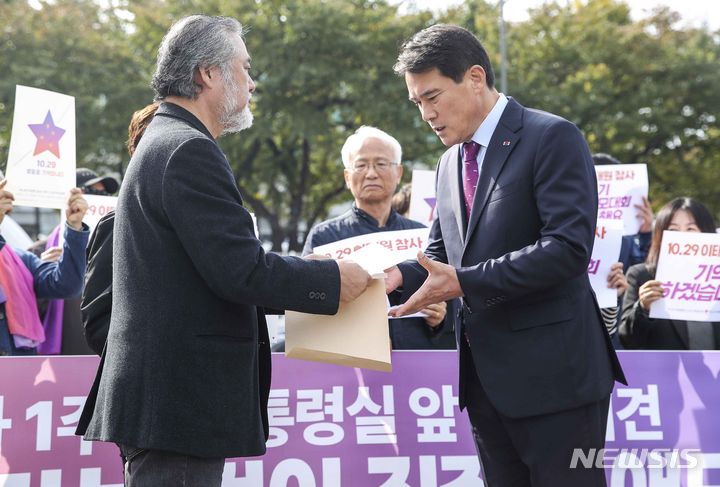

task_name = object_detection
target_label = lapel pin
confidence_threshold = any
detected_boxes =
[502,140,511,146]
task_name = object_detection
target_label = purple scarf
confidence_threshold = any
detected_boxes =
[0,245,45,348]
[37,225,63,354]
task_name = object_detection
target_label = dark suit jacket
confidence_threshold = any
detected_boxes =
[81,211,114,355]
[619,263,720,350]
[77,103,341,458]
[399,98,626,419]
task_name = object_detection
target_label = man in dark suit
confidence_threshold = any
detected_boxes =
[76,15,370,485]
[387,25,626,486]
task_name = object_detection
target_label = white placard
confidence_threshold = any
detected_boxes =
[594,164,648,236]
[5,86,76,209]
[82,195,117,235]
[408,169,436,227]
[313,228,430,264]
[588,221,623,308]
[650,231,720,322]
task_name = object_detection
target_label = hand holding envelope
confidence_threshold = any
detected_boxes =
[287,241,422,371]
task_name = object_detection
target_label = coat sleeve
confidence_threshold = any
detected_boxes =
[20,223,89,300]
[455,119,597,301]
[161,137,341,314]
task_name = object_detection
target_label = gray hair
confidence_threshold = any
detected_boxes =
[152,15,245,100]
[341,126,402,168]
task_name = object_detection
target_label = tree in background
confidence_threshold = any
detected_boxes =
[1,0,718,249]
[455,0,720,217]
[0,0,151,177]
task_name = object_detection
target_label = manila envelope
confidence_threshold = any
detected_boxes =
[285,279,391,372]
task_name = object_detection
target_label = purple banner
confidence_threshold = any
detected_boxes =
[0,351,719,486]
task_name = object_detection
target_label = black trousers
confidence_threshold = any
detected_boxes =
[463,346,610,487]
[119,444,225,487]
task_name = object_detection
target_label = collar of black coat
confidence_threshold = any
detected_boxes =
[155,102,215,141]
[351,203,398,228]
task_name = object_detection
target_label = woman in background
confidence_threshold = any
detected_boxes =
[619,197,719,350]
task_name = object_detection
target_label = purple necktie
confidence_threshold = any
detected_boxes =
[462,141,481,217]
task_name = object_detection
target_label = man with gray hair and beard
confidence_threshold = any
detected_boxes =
[76,15,370,485]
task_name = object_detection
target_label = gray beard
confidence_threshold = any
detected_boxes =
[220,104,253,135]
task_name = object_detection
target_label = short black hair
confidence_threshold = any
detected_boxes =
[394,24,495,88]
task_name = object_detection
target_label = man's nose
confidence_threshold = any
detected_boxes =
[420,104,435,122]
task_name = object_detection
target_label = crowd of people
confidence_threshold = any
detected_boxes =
[0,13,717,486]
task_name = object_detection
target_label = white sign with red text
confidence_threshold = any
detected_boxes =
[5,85,76,209]
[650,231,720,321]
[594,164,648,236]
[313,228,430,265]
[82,195,117,235]
[408,170,436,227]
[588,221,624,308]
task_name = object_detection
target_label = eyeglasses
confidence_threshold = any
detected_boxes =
[350,161,399,174]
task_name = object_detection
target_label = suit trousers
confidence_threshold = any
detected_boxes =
[462,343,610,487]
[119,444,224,487]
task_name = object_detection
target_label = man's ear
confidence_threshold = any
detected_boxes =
[195,66,217,92]
[467,65,487,92]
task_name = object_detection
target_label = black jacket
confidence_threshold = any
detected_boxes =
[77,102,341,458]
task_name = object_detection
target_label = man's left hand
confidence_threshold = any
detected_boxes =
[389,252,463,317]
[65,188,88,230]
[423,301,447,328]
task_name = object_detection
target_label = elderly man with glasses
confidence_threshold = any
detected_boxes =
[303,126,454,350]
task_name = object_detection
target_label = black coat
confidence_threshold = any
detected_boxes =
[77,103,341,458]
[400,98,625,419]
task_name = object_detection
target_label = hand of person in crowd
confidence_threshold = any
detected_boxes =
[638,279,664,311]
[636,196,654,233]
[384,265,403,294]
[337,260,372,302]
[40,246,63,263]
[389,252,462,317]
[606,262,628,296]
[65,188,89,231]
[0,179,15,225]
[423,301,447,328]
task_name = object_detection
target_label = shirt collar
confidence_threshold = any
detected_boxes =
[469,93,509,147]
[352,203,397,228]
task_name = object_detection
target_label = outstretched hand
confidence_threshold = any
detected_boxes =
[388,252,462,318]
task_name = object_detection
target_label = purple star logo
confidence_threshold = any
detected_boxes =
[424,197,437,221]
[28,110,65,158]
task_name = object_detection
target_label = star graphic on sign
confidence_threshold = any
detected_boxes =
[28,110,65,158]
[424,197,437,221]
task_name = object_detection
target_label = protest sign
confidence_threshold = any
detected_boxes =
[589,221,624,308]
[595,164,648,235]
[650,230,720,321]
[81,195,117,235]
[408,169,436,227]
[5,86,76,209]
[313,228,429,263]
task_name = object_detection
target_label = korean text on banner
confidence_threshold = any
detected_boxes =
[594,163,648,236]
[650,230,720,321]
[5,85,76,209]
[588,221,623,308]
[82,195,117,235]
[408,169,436,227]
[285,279,392,372]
